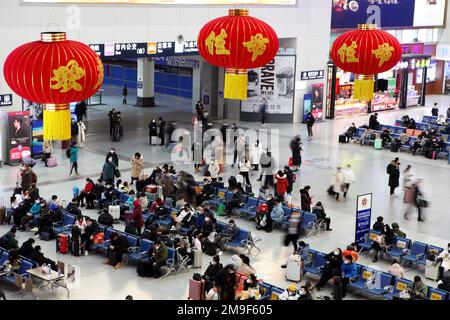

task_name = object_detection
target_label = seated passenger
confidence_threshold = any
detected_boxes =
[388,260,405,278]
[312,201,332,231]
[360,128,374,146]
[391,222,406,238]
[82,217,100,252]
[0,227,19,251]
[98,208,114,227]
[66,198,81,216]
[30,245,57,271]
[2,251,21,275]
[408,276,428,300]
[149,240,169,278]
[279,284,300,300]
[298,285,314,301]
[78,178,95,208]
[270,198,284,225]
[104,232,129,270]
[18,238,35,259]
[203,255,223,293]
[237,254,256,276]
[341,255,358,297]
[215,220,239,252]
[344,123,357,142]
[175,203,194,228]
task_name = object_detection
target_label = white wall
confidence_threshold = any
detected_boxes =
[0,0,332,122]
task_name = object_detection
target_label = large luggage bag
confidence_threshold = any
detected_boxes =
[137,258,152,277]
[286,254,302,282]
[390,142,399,152]
[374,138,383,150]
[0,197,5,224]
[47,157,58,167]
[109,205,121,220]
[339,134,347,143]
[192,249,202,268]
[425,260,440,281]
[56,234,70,254]
[188,278,204,300]
[204,241,216,256]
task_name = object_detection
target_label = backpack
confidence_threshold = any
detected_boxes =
[386,164,392,175]
[66,148,71,159]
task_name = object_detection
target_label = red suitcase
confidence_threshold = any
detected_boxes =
[188,278,204,300]
[57,234,70,254]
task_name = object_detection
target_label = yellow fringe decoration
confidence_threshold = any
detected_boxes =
[43,108,71,141]
[224,71,248,100]
[354,78,375,100]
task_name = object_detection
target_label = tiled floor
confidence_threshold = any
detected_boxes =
[0,86,449,300]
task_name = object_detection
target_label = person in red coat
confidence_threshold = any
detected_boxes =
[275,170,288,199]
[300,186,312,212]
[130,199,144,235]
[79,178,95,208]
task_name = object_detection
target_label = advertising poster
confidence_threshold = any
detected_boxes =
[241,55,295,115]
[355,193,373,244]
[31,120,44,158]
[8,111,31,164]
[331,0,446,29]
[310,83,324,121]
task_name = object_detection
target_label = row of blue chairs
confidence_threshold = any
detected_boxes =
[0,247,37,285]
[358,229,444,267]
[303,249,449,300]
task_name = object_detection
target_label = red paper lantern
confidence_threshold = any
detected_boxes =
[330,24,402,100]
[4,32,104,140]
[198,9,279,100]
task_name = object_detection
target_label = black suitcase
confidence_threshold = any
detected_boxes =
[108,251,117,266]
[390,142,399,152]
[71,237,82,256]
[339,134,346,143]
[204,240,217,256]
[137,258,152,277]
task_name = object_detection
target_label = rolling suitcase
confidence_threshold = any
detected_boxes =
[71,236,83,256]
[205,241,217,256]
[0,197,5,224]
[192,249,202,268]
[390,142,399,152]
[56,234,70,254]
[46,157,58,167]
[108,205,121,220]
[286,254,302,282]
[137,258,152,277]
[374,139,383,150]
[188,278,204,300]
[339,134,347,143]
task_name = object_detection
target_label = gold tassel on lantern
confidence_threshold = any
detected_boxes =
[224,68,248,100]
[353,74,375,100]
[43,104,71,141]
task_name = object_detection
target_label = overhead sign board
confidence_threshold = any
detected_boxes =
[23,0,295,4]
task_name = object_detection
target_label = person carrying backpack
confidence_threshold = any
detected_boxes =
[67,142,80,176]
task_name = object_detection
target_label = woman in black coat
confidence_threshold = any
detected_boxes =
[30,246,57,270]
[157,117,166,146]
[315,248,343,290]
[290,136,302,171]
[387,159,400,196]
[18,238,35,258]
[149,119,158,145]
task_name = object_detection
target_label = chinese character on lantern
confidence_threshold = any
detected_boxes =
[50,60,85,93]
[337,41,359,64]
[372,43,394,67]
[243,34,269,62]
[205,29,230,55]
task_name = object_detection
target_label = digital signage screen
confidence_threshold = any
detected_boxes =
[23,0,295,4]
[331,0,446,30]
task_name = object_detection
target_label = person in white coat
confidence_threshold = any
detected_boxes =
[403,165,414,190]
[77,121,86,148]
[250,140,262,171]
[332,167,344,201]
[342,164,355,199]
[208,158,220,182]
[238,156,252,187]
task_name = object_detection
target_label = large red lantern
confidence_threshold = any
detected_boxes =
[4,32,104,140]
[330,24,402,100]
[198,9,279,100]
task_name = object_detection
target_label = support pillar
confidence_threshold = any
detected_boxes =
[137,58,155,107]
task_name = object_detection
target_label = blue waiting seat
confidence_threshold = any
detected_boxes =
[258,282,273,300]
[352,128,366,142]
[401,241,428,266]
[350,267,374,290]
[384,278,413,300]
[0,251,9,266]
[300,212,317,237]
[208,188,228,206]
[126,235,139,248]
[225,229,250,249]
[269,287,284,300]
[366,272,393,296]
[418,245,444,266]
[179,215,198,236]
[395,126,407,134]
[162,248,177,279]
[358,230,382,253]
[53,213,76,235]
[395,119,403,126]
[239,197,259,218]
[438,143,450,158]
[386,237,411,259]
[428,288,449,300]
[3,260,34,284]
[303,250,326,276]
[127,239,153,264]
[92,227,113,251]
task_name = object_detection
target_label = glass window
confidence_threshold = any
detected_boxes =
[402,29,419,43]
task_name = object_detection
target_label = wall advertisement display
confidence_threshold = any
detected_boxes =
[31,120,44,158]
[355,193,373,245]
[241,55,295,115]
[331,0,446,30]
[23,0,295,4]
[8,111,31,164]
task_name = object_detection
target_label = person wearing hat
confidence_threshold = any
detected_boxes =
[391,222,406,238]
[279,284,300,300]
[369,112,380,130]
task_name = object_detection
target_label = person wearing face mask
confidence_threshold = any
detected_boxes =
[341,255,358,297]
[102,157,117,185]
[315,248,343,291]
[215,264,237,300]
[202,255,223,293]
[236,274,260,300]
[298,285,313,300]
[20,199,41,231]
[105,149,119,168]
[279,284,300,300]
[215,220,239,252]
[437,243,450,281]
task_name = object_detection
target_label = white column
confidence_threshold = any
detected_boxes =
[137,58,155,107]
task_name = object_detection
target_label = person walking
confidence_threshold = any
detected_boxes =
[342,164,355,199]
[285,210,301,253]
[232,134,246,168]
[130,152,144,185]
[387,157,401,197]
[71,118,79,143]
[69,142,79,176]
[250,140,262,171]
[102,157,117,185]
[238,156,252,187]
[300,186,312,212]
[43,140,53,167]
[257,149,274,187]
[158,117,166,146]
[106,149,119,168]
[260,97,268,125]
[290,135,303,172]
[330,167,344,201]
[77,121,86,148]
[404,180,425,222]
[75,100,87,122]
[108,108,116,137]
[274,170,288,200]
[122,83,128,104]
[431,103,439,117]
[305,112,315,140]
[148,118,158,146]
